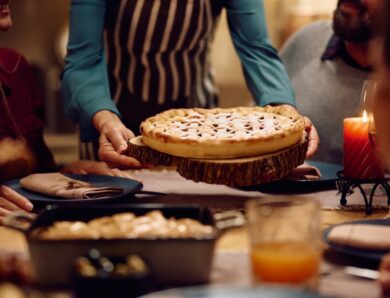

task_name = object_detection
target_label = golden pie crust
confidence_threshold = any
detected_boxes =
[140,106,305,159]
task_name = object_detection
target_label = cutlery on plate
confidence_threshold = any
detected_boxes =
[344,266,379,280]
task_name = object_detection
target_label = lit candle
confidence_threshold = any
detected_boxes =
[343,111,384,179]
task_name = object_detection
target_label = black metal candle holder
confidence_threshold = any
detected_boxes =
[337,170,390,215]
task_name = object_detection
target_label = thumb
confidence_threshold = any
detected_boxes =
[123,128,136,140]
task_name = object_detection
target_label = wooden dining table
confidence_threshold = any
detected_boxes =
[0,167,389,297]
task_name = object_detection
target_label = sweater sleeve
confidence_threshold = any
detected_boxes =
[224,0,296,107]
[61,0,120,142]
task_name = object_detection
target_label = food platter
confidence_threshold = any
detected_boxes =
[3,204,243,286]
[128,106,308,187]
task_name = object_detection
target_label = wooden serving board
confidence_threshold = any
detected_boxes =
[127,136,308,187]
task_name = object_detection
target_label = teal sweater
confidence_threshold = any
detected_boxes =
[61,0,295,142]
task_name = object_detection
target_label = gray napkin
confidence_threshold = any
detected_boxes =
[20,173,123,200]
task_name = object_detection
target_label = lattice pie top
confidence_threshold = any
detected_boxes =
[140,106,305,159]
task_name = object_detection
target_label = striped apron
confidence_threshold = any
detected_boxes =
[80,0,222,160]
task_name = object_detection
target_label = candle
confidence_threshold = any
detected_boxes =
[343,112,384,179]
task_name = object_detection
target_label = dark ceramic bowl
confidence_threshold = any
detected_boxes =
[73,252,150,298]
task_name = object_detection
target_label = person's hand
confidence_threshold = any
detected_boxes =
[0,254,33,284]
[92,110,141,169]
[379,253,390,295]
[303,116,319,159]
[61,160,138,180]
[276,105,319,159]
[0,185,33,224]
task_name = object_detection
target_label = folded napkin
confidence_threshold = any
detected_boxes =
[328,224,390,250]
[20,173,123,200]
[284,163,322,181]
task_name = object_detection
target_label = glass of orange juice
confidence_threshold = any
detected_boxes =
[246,196,321,291]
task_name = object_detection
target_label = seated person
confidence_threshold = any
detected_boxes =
[280,0,377,164]
[0,2,132,223]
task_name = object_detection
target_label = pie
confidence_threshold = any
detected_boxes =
[140,106,305,159]
[32,211,214,240]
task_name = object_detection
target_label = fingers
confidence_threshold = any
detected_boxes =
[94,113,139,168]
[0,207,12,218]
[62,160,142,180]
[105,127,129,154]
[380,272,390,295]
[0,198,20,213]
[307,125,319,158]
[109,168,125,178]
[304,117,319,159]
[99,150,141,169]
[122,129,135,143]
[99,134,141,169]
[93,110,135,153]
[381,254,390,271]
[110,168,140,181]
[0,185,33,212]
[72,161,141,182]
[77,160,140,180]
[271,106,319,158]
[61,162,90,175]
[380,254,390,295]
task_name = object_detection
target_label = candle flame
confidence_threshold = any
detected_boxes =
[362,110,368,122]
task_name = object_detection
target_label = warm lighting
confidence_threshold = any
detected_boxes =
[362,110,368,122]
[343,116,384,179]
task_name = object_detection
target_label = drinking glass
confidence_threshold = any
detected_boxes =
[360,80,381,151]
[246,196,321,291]
[359,80,380,116]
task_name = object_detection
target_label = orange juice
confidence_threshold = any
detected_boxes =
[251,241,320,284]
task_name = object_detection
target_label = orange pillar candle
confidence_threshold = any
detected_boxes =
[343,115,384,179]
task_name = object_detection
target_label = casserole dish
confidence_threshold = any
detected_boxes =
[4,204,244,287]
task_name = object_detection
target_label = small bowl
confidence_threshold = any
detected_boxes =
[72,250,150,298]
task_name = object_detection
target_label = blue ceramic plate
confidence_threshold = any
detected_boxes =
[141,286,325,298]
[242,161,342,193]
[4,174,143,205]
[324,218,390,261]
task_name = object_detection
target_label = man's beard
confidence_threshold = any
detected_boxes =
[333,0,375,43]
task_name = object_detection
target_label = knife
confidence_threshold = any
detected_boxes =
[344,266,380,280]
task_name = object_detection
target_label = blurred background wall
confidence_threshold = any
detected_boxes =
[0,1,68,66]
[0,0,336,161]
[0,0,70,133]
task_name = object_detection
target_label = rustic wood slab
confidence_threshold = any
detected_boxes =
[127,136,308,187]
[127,136,177,166]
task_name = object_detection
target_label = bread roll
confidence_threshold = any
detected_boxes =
[0,138,36,182]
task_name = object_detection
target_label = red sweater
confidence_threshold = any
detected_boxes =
[0,48,55,173]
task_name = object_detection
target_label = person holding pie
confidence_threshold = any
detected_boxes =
[61,0,319,169]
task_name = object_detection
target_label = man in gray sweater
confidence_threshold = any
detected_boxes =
[280,0,378,165]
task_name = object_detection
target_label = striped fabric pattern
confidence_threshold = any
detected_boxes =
[81,0,223,161]
[105,0,221,109]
